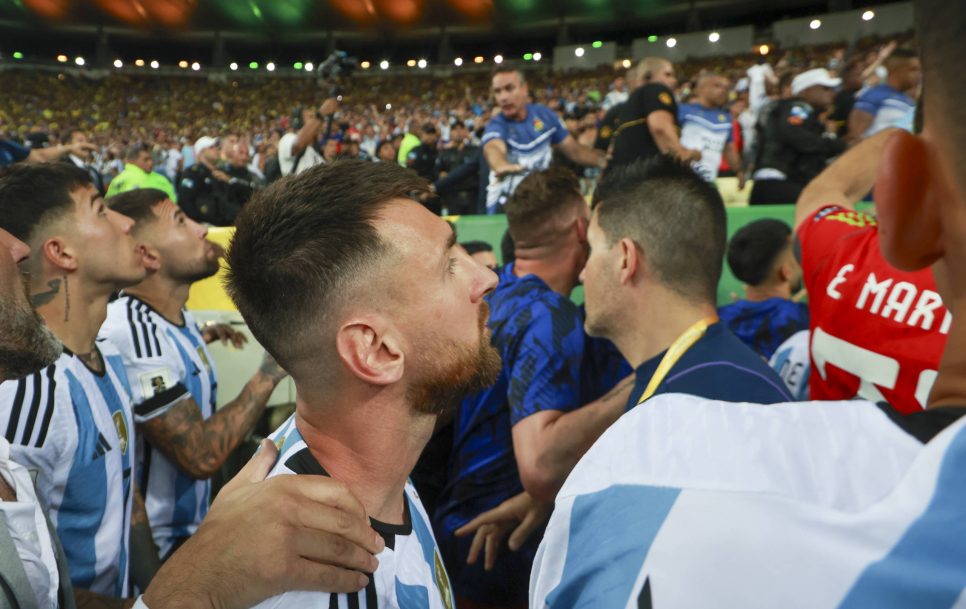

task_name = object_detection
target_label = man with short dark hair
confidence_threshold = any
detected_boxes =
[610,57,702,168]
[847,49,921,143]
[718,219,808,359]
[62,127,105,195]
[435,167,633,609]
[406,122,440,183]
[107,143,178,202]
[98,188,288,560]
[225,159,500,608]
[461,240,497,269]
[482,66,605,212]
[583,156,790,407]
[679,73,744,185]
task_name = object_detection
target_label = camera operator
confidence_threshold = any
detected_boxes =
[277,98,339,176]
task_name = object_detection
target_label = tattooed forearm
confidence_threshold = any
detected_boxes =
[30,278,62,307]
[258,351,288,383]
[140,363,283,480]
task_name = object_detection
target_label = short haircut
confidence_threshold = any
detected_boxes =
[66,126,86,140]
[0,163,93,244]
[225,159,429,369]
[451,120,466,130]
[886,48,918,66]
[504,167,583,247]
[461,240,493,256]
[107,188,169,233]
[491,64,525,83]
[124,143,150,160]
[592,156,726,304]
[638,57,670,83]
[726,219,792,286]
[421,122,438,135]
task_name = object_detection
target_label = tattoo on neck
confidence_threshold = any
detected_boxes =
[30,278,62,308]
[63,275,70,322]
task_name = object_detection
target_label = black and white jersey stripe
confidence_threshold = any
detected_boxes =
[126,298,163,358]
[4,364,58,448]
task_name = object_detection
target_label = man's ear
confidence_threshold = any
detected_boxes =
[335,317,404,386]
[618,238,641,285]
[40,236,78,274]
[141,244,161,272]
[875,130,945,271]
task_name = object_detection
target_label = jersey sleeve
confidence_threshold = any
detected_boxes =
[507,298,585,425]
[638,85,677,118]
[481,115,507,146]
[99,314,189,424]
[796,205,878,295]
[852,87,882,116]
[547,109,569,146]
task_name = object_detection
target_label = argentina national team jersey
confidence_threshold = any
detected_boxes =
[482,103,568,211]
[678,103,733,182]
[99,293,217,558]
[530,393,966,609]
[254,415,456,609]
[0,343,134,597]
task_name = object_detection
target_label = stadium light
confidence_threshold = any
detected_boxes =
[192,61,201,71]
[647,35,658,43]
[574,47,585,57]
[523,52,533,61]
[622,58,632,69]
[380,60,389,70]
[533,52,542,61]
[249,61,259,69]
[229,62,238,70]
[75,56,85,66]
[266,61,275,71]
[360,60,371,69]
[417,59,427,69]
[305,62,314,71]
[494,54,504,64]
[179,60,189,68]
[407,59,416,67]
[386,103,392,110]
[862,10,875,21]
[474,56,484,64]
[709,32,720,43]
[759,44,770,55]
[56,54,68,63]
[134,58,144,67]
[294,61,303,70]
[454,57,463,66]
[810,19,822,29]
[114,59,123,68]
[666,38,677,48]
[592,40,603,48]
[12,52,23,60]
[150,60,159,69]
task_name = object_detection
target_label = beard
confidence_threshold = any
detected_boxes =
[0,295,62,381]
[407,302,502,416]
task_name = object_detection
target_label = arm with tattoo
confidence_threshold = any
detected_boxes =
[139,352,288,480]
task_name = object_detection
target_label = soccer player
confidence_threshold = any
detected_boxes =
[224,159,501,608]
[582,156,791,408]
[718,219,809,359]
[794,125,947,413]
[531,1,966,605]
[678,73,744,185]
[847,49,921,143]
[0,164,147,600]
[482,65,605,212]
[434,167,633,609]
[98,188,289,560]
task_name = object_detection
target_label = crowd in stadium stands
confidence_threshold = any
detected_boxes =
[4,7,964,607]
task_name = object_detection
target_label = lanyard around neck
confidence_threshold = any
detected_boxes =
[636,316,718,406]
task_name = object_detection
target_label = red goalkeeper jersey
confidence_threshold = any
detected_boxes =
[797,205,950,414]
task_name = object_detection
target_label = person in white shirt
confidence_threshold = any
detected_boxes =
[277,98,339,176]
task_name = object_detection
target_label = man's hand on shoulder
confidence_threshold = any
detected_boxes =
[143,439,384,609]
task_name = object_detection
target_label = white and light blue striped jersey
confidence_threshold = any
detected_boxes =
[769,330,811,401]
[530,393,966,609]
[252,415,456,609]
[678,102,734,182]
[99,293,217,558]
[482,104,568,211]
[0,343,135,597]
[853,84,915,137]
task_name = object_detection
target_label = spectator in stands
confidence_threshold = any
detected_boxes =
[610,57,701,169]
[482,65,605,212]
[106,142,178,202]
[678,73,744,186]
[406,122,440,183]
[461,240,497,269]
[583,156,791,407]
[62,126,105,195]
[601,75,629,111]
[375,139,397,163]
[342,130,366,160]
[434,168,633,609]
[224,136,261,222]
[277,99,338,177]
[847,49,921,143]
[718,219,809,359]
[435,120,482,215]
[178,136,233,226]
[827,59,865,138]
[749,68,845,205]
[0,135,95,168]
